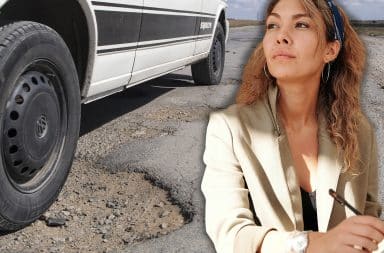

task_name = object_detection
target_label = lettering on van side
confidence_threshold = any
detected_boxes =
[200,22,212,30]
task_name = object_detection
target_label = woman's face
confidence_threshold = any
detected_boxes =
[263,0,335,83]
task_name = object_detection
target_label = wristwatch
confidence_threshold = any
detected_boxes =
[286,231,309,253]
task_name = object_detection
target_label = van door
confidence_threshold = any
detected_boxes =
[194,0,217,56]
[87,0,143,97]
[129,0,203,85]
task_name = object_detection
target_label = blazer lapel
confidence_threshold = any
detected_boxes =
[248,86,296,228]
[315,114,342,232]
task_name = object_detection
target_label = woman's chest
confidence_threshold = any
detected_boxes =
[284,128,319,192]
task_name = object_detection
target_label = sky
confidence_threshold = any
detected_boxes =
[228,0,384,20]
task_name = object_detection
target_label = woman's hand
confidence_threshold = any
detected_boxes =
[306,216,384,253]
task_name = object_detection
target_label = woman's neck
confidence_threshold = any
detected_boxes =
[277,81,320,131]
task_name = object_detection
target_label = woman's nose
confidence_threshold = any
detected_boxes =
[276,30,292,45]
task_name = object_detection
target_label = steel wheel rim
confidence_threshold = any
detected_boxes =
[2,59,68,193]
[211,37,223,77]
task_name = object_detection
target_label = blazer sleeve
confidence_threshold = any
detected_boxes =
[201,112,291,253]
[363,127,382,217]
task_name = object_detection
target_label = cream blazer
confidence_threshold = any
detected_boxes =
[201,85,381,253]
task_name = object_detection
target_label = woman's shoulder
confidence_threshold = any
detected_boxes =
[356,113,377,151]
[357,113,374,130]
[356,113,375,138]
[207,99,273,134]
[209,99,269,122]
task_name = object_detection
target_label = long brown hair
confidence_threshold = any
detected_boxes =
[236,0,366,174]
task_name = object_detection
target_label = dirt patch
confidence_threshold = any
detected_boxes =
[76,115,178,162]
[355,26,384,37]
[143,106,211,122]
[228,19,263,27]
[0,157,185,253]
[0,101,194,252]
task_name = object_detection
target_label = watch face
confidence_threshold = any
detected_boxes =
[294,236,307,250]
[291,233,308,252]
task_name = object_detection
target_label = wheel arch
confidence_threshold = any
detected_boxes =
[211,3,228,49]
[0,0,97,99]
[218,8,227,39]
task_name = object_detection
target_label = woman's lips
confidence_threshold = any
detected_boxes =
[272,51,296,60]
[274,55,295,60]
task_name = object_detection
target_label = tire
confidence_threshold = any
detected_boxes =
[191,23,225,85]
[0,21,80,231]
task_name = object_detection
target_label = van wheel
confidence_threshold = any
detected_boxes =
[0,21,80,231]
[191,23,225,85]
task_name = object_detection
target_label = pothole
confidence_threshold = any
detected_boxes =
[0,159,189,252]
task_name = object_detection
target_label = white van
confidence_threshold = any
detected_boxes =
[0,0,228,231]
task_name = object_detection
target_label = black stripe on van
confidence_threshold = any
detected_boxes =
[91,1,216,17]
[95,10,142,46]
[95,10,215,47]
[97,46,137,54]
[139,13,197,42]
[136,35,212,49]
[142,6,215,17]
[97,35,212,54]
[91,1,141,10]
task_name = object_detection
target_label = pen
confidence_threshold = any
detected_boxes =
[329,189,362,215]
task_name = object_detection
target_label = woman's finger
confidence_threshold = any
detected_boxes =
[344,247,370,253]
[342,233,379,252]
[350,216,384,235]
[348,223,384,243]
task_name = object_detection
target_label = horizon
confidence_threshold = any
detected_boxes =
[228,0,384,21]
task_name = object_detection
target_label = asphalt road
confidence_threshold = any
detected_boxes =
[114,26,384,252]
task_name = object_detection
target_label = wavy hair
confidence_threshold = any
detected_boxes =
[236,0,366,174]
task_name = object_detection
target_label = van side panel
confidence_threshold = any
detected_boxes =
[85,0,226,98]
[129,0,203,84]
[87,0,143,97]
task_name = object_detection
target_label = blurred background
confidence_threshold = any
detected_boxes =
[227,0,384,36]
[228,0,384,21]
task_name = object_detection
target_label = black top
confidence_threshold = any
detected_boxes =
[300,187,318,231]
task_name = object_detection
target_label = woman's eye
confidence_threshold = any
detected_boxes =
[295,22,309,28]
[266,23,278,30]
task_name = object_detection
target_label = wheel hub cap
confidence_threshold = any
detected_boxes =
[36,114,48,138]
[3,71,60,183]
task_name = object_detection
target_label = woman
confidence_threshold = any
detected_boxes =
[201,0,384,252]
